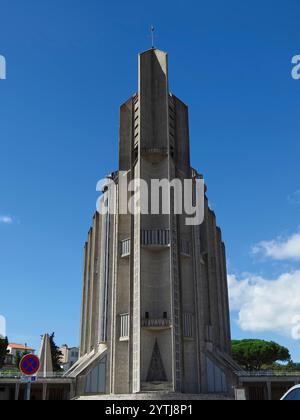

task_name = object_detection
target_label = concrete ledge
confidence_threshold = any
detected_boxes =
[76,392,233,400]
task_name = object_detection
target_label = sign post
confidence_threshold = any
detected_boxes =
[19,354,40,401]
[25,382,31,401]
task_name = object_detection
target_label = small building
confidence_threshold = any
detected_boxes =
[59,345,79,371]
[7,344,35,362]
[0,375,75,401]
[0,335,75,400]
[236,371,300,400]
[3,354,14,368]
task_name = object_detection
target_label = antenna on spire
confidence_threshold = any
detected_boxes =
[150,25,155,49]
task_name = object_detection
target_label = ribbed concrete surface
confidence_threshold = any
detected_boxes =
[76,393,233,400]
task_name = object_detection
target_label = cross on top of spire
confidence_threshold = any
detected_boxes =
[150,25,155,49]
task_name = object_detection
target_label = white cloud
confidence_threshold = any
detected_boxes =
[252,231,300,261]
[228,271,300,339]
[0,315,6,338]
[0,215,13,224]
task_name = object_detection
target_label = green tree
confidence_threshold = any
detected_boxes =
[0,337,9,369]
[232,339,291,371]
[50,333,63,372]
[15,350,30,369]
[261,361,300,372]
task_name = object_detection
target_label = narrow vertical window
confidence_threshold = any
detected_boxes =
[120,314,129,341]
[121,239,131,257]
[183,313,194,338]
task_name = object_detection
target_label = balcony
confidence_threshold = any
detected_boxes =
[141,147,168,156]
[141,318,172,331]
[141,147,168,163]
[141,229,170,249]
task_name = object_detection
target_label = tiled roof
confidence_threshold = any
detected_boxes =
[8,343,35,351]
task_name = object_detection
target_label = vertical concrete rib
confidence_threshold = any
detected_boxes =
[87,225,96,352]
[206,208,221,347]
[90,213,100,350]
[79,243,88,357]
[221,242,232,354]
[84,229,92,354]
[213,220,225,350]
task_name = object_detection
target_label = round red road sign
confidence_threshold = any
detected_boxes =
[19,354,40,376]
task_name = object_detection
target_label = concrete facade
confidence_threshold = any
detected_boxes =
[39,334,53,378]
[0,377,74,401]
[59,345,79,371]
[70,48,238,398]
[237,373,300,401]
[7,344,35,362]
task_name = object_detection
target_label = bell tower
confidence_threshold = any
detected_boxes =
[69,48,238,398]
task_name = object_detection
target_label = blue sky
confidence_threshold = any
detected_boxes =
[1,0,300,359]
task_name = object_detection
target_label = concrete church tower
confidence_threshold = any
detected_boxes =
[69,49,238,398]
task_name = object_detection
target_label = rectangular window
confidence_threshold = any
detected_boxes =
[183,313,194,338]
[121,239,131,257]
[120,314,129,341]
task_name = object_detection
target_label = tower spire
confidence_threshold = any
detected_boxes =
[150,25,155,49]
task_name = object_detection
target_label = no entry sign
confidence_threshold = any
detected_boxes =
[19,354,40,376]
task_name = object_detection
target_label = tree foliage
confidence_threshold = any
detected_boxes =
[49,332,63,372]
[0,337,8,369]
[261,361,300,372]
[232,339,291,371]
[15,350,30,368]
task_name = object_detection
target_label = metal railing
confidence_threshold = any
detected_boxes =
[235,370,300,378]
[0,371,66,379]
[141,229,170,247]
[141,318,172,328]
